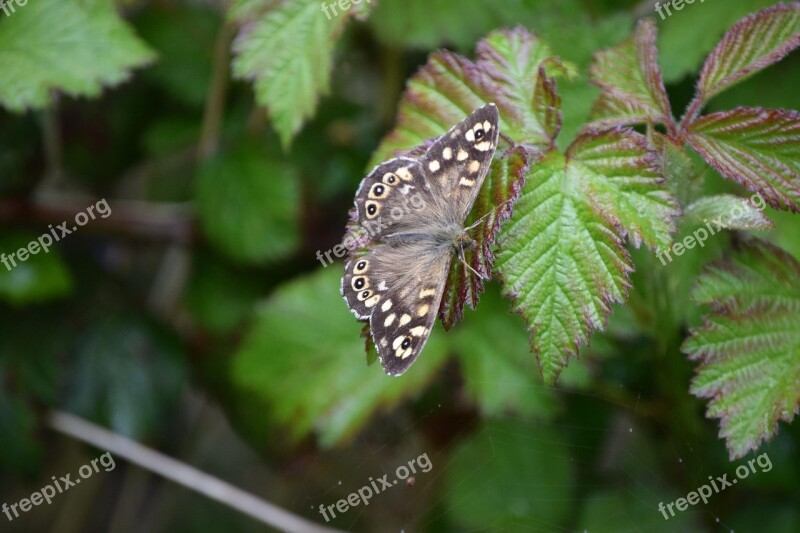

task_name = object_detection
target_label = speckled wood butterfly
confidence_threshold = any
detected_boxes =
[341,104,500,375]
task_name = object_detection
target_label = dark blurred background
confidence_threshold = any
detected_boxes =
[1,0,799,531]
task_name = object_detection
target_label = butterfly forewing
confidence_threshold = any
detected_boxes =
[343,157,433,248]
[421,104,500,220]
[342,104,500,376]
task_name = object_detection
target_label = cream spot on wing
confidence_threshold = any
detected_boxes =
[428,160,440,172]
[378,280,388,291]
[459,177,475,187]
[392,336,405,349]
[365,295,381,308]
[381,299,392,312]
[468,160,481,173]
[457,149,469,161]
[384,313,396,327]
[417,304,429,317]
[380,338,388,348]
[419,288,436,298]
[475,141,492,152]
[400,348,412,359]
[410,326,427,337]
[465,129,475,142]
[399,314,412,326]
[442,147,452,160]
[396,167,413,181]
[483,120,492,131]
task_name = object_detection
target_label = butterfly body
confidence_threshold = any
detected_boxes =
[341,104,499,375]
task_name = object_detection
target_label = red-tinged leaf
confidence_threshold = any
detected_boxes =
[588,19,672,129]
[370,27,567,165]
[533,64,562,142]
[683,239,800,459]
[439,143,532,330]
[687,107,800,211]
[684,3,800,121]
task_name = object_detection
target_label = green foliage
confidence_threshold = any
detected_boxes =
[2,0,800,530]
[0,233,72,305]
[0,0,155,111]
[231,268,449,446]
[443,420,573,531]
[231,0,373,148]
[683,240,800,459]
[196,143,301,264]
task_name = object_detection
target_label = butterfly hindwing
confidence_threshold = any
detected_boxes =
[421,104,499,220]
[351,242,452,375]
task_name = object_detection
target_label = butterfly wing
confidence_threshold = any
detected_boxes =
[343,157,434,249]
[343,242,452,375]
[420,104,500,221]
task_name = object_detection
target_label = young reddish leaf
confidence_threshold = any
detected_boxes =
[684,3,800,121]
[588,19,672,130]
[439,143,531,330]
[533,64,562,142]
[370,27,567,165]
[683,239,800,459]
[687,107,800,211]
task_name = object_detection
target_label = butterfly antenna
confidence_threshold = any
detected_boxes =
[464,211,492,232]
[458,244,488,280]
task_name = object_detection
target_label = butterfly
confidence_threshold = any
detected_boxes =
[340,104,500,376]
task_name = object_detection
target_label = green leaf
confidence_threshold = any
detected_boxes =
[567,128,678,250]
[686,108,800,212]
[497,129,677,384]
[0,0,155,111]
[231,268,449,446]
[451,285,558,419]
[588,19,672,129]
[195,143,301,264]
[439,142,529,329]
[230,0,372,148]
[682,239,800,459]
[0,233,72,305]
[443,420,573,531]
[371,27,566,165]
[688,3,800,115]
[685,194,774,231]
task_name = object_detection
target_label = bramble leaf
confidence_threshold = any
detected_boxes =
[686,108,800,211]
[0,0,155,111]
[495,128,676,383]
[684,194,774,231]
[230,0,372,148]
[195,143,301,264]
[588,19,672,129]
[687,3,800,117]
[683,239,800,459]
